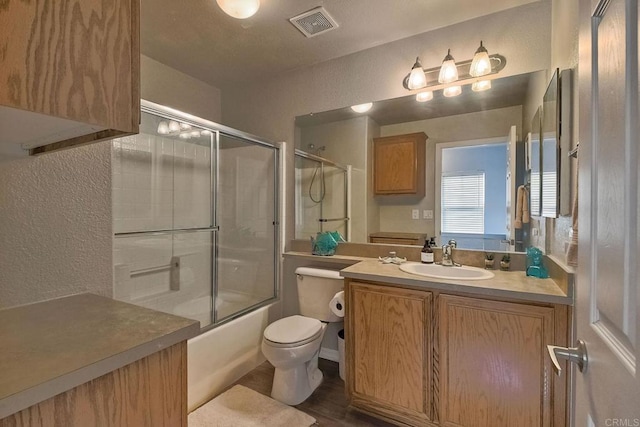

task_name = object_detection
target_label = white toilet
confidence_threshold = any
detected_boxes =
[261,267,343,405]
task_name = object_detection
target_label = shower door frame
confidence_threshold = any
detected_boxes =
[114,100,281,333]
[294,149,351,241]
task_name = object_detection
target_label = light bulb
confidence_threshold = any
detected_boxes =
[470,41,492,77]
[168,121,181,133]
[201,130,213,135]
[416,91,433,102]
[472,80,492,92]
[157,121,170,135]
[179,123,192,131]
[438,49,458,84]
[216,0,260,19]
[350,102,373,113]
[190,131,201,138]
[407,57,427,90]
[443,85,462,97]
[179,133,191,139]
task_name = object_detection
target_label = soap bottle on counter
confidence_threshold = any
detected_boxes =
[421,239,434,264]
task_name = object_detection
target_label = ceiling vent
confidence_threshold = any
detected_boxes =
[289,7,338,38]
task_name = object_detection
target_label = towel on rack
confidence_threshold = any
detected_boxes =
[514,185,530,229]
[566,187,578,266]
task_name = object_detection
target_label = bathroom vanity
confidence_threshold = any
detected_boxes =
[340,260,571,427]
[0,294,199,426]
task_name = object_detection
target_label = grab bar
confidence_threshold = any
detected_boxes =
[318,217,350,223]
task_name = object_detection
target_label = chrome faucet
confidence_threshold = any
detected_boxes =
[441,242,460,267]
[441,244,454,266]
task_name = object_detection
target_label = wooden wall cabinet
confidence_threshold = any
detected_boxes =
[345,280,569,427]
[0,0,140,156]
[373,132,427,196]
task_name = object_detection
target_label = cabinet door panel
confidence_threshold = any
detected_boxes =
[373,133,426,196]
[439,295,554,427]
[349,282,431,424]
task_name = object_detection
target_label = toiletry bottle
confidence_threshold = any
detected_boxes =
[421,239,434,264]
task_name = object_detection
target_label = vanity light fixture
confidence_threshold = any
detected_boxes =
[407,57,427,90]
[472,80,492,92]
[351,102,373,113]
[402,42,506,100]
[443,85,462,97]
[438,49,459,84]
[469,41,492,77]
[416,91,433,102]
[157,120,208,139]
[216,0,260,19]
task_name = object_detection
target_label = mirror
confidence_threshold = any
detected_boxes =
[540,68,573,218]
[294,71,547,252]
[529,107,542,216]
[541,69,559,217]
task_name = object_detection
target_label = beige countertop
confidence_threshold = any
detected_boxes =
[0,293,199,419]
[339,259,572,305]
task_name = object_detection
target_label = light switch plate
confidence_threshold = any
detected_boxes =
[412,209,419,220]
[423,210,433,219]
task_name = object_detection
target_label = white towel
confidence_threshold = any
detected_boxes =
[514,185,530,228]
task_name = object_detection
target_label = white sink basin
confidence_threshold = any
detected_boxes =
[399,262,495,281]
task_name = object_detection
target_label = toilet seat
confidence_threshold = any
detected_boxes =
[263,315,323,348]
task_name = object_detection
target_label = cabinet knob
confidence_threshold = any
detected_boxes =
[547,339,588,376]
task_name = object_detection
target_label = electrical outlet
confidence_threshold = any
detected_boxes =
[412,209,419,220]
[423,210,433,219]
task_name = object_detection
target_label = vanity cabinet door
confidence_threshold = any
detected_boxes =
[347,282,432,426]
[438,295,556,427]
[373,132,426,196]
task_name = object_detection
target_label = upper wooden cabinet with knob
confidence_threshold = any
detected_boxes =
[373,132,427,196]
[0,0,140,156]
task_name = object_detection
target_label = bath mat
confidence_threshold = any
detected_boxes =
[188,385,317,427]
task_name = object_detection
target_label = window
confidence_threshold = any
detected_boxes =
[441,172,485,234]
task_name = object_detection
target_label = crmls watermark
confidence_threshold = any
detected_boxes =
[605,419,640,427]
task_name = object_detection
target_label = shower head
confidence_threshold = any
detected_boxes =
[307,144,325,154]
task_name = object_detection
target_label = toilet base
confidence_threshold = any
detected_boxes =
[270,352,323,405]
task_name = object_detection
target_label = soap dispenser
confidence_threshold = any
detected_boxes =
[421,239,434,264]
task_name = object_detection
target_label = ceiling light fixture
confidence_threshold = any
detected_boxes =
[416,91,433,102]
[351,102,373,113]
[216,0,260,19]
[402,42,505,101]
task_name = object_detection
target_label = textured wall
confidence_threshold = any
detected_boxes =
[221,2,552,249]
[141,55,222,123]
[0,142,113,308]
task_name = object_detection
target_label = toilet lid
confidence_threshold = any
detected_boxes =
[264,315,322,345]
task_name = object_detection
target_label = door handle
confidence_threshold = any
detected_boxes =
[547,339,588,376]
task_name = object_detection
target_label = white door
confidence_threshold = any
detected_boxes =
[572,0,640,424]
[505,125,517,251]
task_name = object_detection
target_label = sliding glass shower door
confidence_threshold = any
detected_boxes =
[112,101,279,331]
[215,134,278,322]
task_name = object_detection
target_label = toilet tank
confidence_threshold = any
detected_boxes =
[295,267,344,322]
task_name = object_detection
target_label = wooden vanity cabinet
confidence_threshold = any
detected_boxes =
[0,0,140,155]
[347,282,433,426]
[345,280,569,427]
[373,132,427,196]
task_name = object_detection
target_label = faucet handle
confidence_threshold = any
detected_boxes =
[448,239,457,248]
